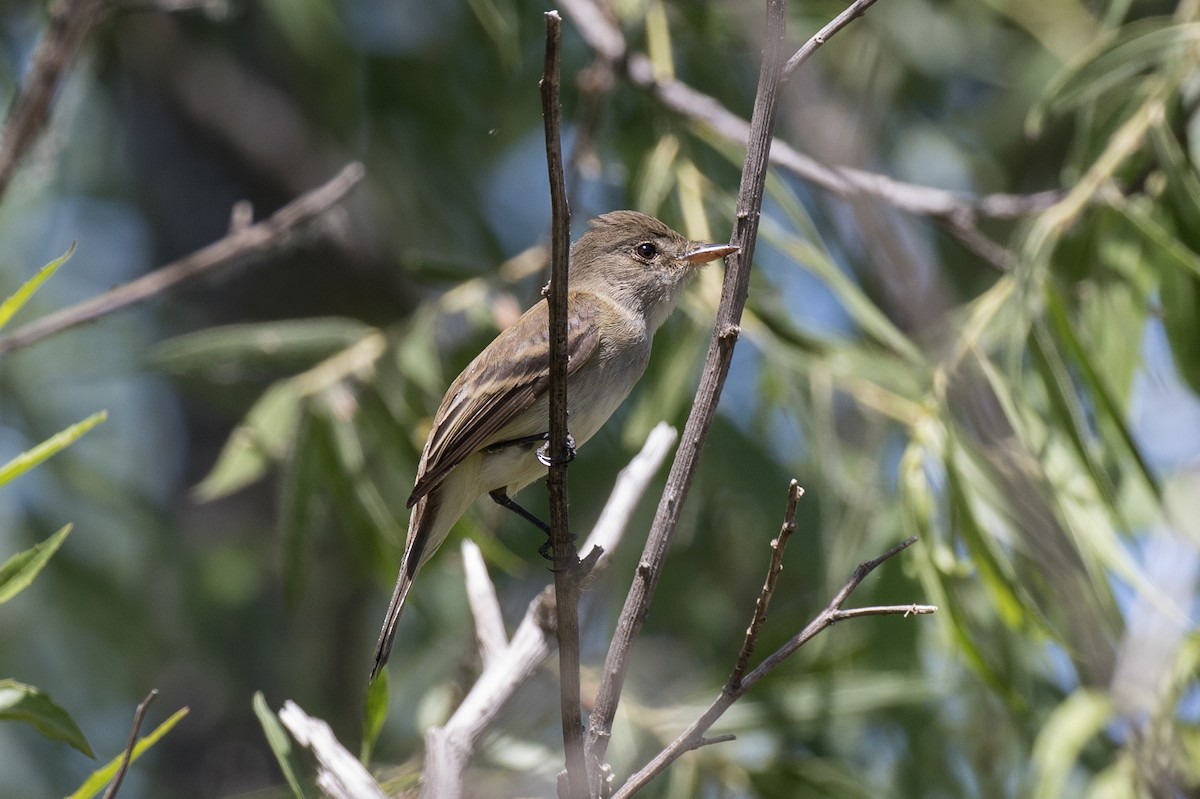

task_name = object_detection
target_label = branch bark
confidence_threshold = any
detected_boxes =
[540,11,591,798]
[584,0,791,787]
[0,162,365,357]
[0,0,108,203]
[559,0,1057,269]
[611,536,936,798]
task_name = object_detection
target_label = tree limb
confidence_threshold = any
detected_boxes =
[540,11,590,798]
[584,0,791,787]
[0,162,365,357]
[559,0,1057,269]
[0,0,108,202]
[612,536,936,798]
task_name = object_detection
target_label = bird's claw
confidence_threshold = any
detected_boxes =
[539,531,579,571]
[538,433,577,467]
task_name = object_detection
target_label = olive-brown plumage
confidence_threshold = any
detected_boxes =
[371,211,736,679]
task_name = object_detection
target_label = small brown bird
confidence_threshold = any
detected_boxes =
[371,211,736,679]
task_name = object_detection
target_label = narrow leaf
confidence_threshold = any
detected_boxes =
[0,524,73,605]
[0,412,108,487]
[0,679,93,757]
[1031,690,1114,799]
[253,692,307,799]
[360,670,388,764]
[193,381,301,501]
[0,244,76,331]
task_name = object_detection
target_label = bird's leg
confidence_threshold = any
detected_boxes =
[485,433,548,453]
[484,431,577,467]
[487,488,576,563]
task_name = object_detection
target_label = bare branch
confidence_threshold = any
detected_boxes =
[461,540,509,669]
[782,0,884,78]
[278,701,387,799]
[0,0,108,202]
[612,537,934,798]
[584,0,791,784]
[421,424,677,799]
[540,11,590,798]
[729,481,804,689]
[559,0,1057,245]
[100,689,158,799]
[0,162,365,357]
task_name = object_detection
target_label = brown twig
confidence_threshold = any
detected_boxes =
[0,0,108,203]
[0,162,365,357]
[611,537,936,798]
[584,0,791,788]
[101,688,158,799]
[558,0,1057,264]
[782,0,883,78]
[540,12,589,798]
[729,480,804,689]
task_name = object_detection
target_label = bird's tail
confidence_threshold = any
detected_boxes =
[370,494,437,681]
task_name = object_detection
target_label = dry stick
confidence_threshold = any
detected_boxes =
[559,0,1055,269]
[0,162,366,357]
[729,480,804,689]
[461,539,509,670]
[541,14,590,796]
[0,0,108,202]
[781,0,882,77]
[100,689,158,799]
[612,537,937,799]
[278,701,387,799]
[584,0,791,788]
[421,424,678,799]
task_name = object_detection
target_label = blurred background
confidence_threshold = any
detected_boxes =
[1,0,1198,796]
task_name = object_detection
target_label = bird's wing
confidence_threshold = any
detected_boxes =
[406,295,601,507]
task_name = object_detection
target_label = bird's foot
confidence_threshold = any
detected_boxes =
[537,432,577,467]
[539,531,579,571]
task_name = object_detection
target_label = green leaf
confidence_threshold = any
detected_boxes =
[0,411,108,487]
[278,408,325,606]
[360,669,389,764]
[1031,690,1114,799]
[150,318,372,383]
[0,524,73,605]
[253,692,307,799]
[1044,284,1159,502]
[0,244,75,331]
[65,706,188,799]
[193,381,301,502]
[1027,19,1199,134]
[0,679,93,758]
[766,218,925,368]
[1027,323,1122,517]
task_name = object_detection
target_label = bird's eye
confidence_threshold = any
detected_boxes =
[635,242,658,260]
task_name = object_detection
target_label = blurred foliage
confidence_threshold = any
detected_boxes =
[0,0,1198,797]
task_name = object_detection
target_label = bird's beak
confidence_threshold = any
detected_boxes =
[683,242,739,265]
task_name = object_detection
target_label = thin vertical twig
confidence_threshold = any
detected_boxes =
[540,10,589,798]
[101,689,158,799]
[583,0,790,787]
[728,480,804,689]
